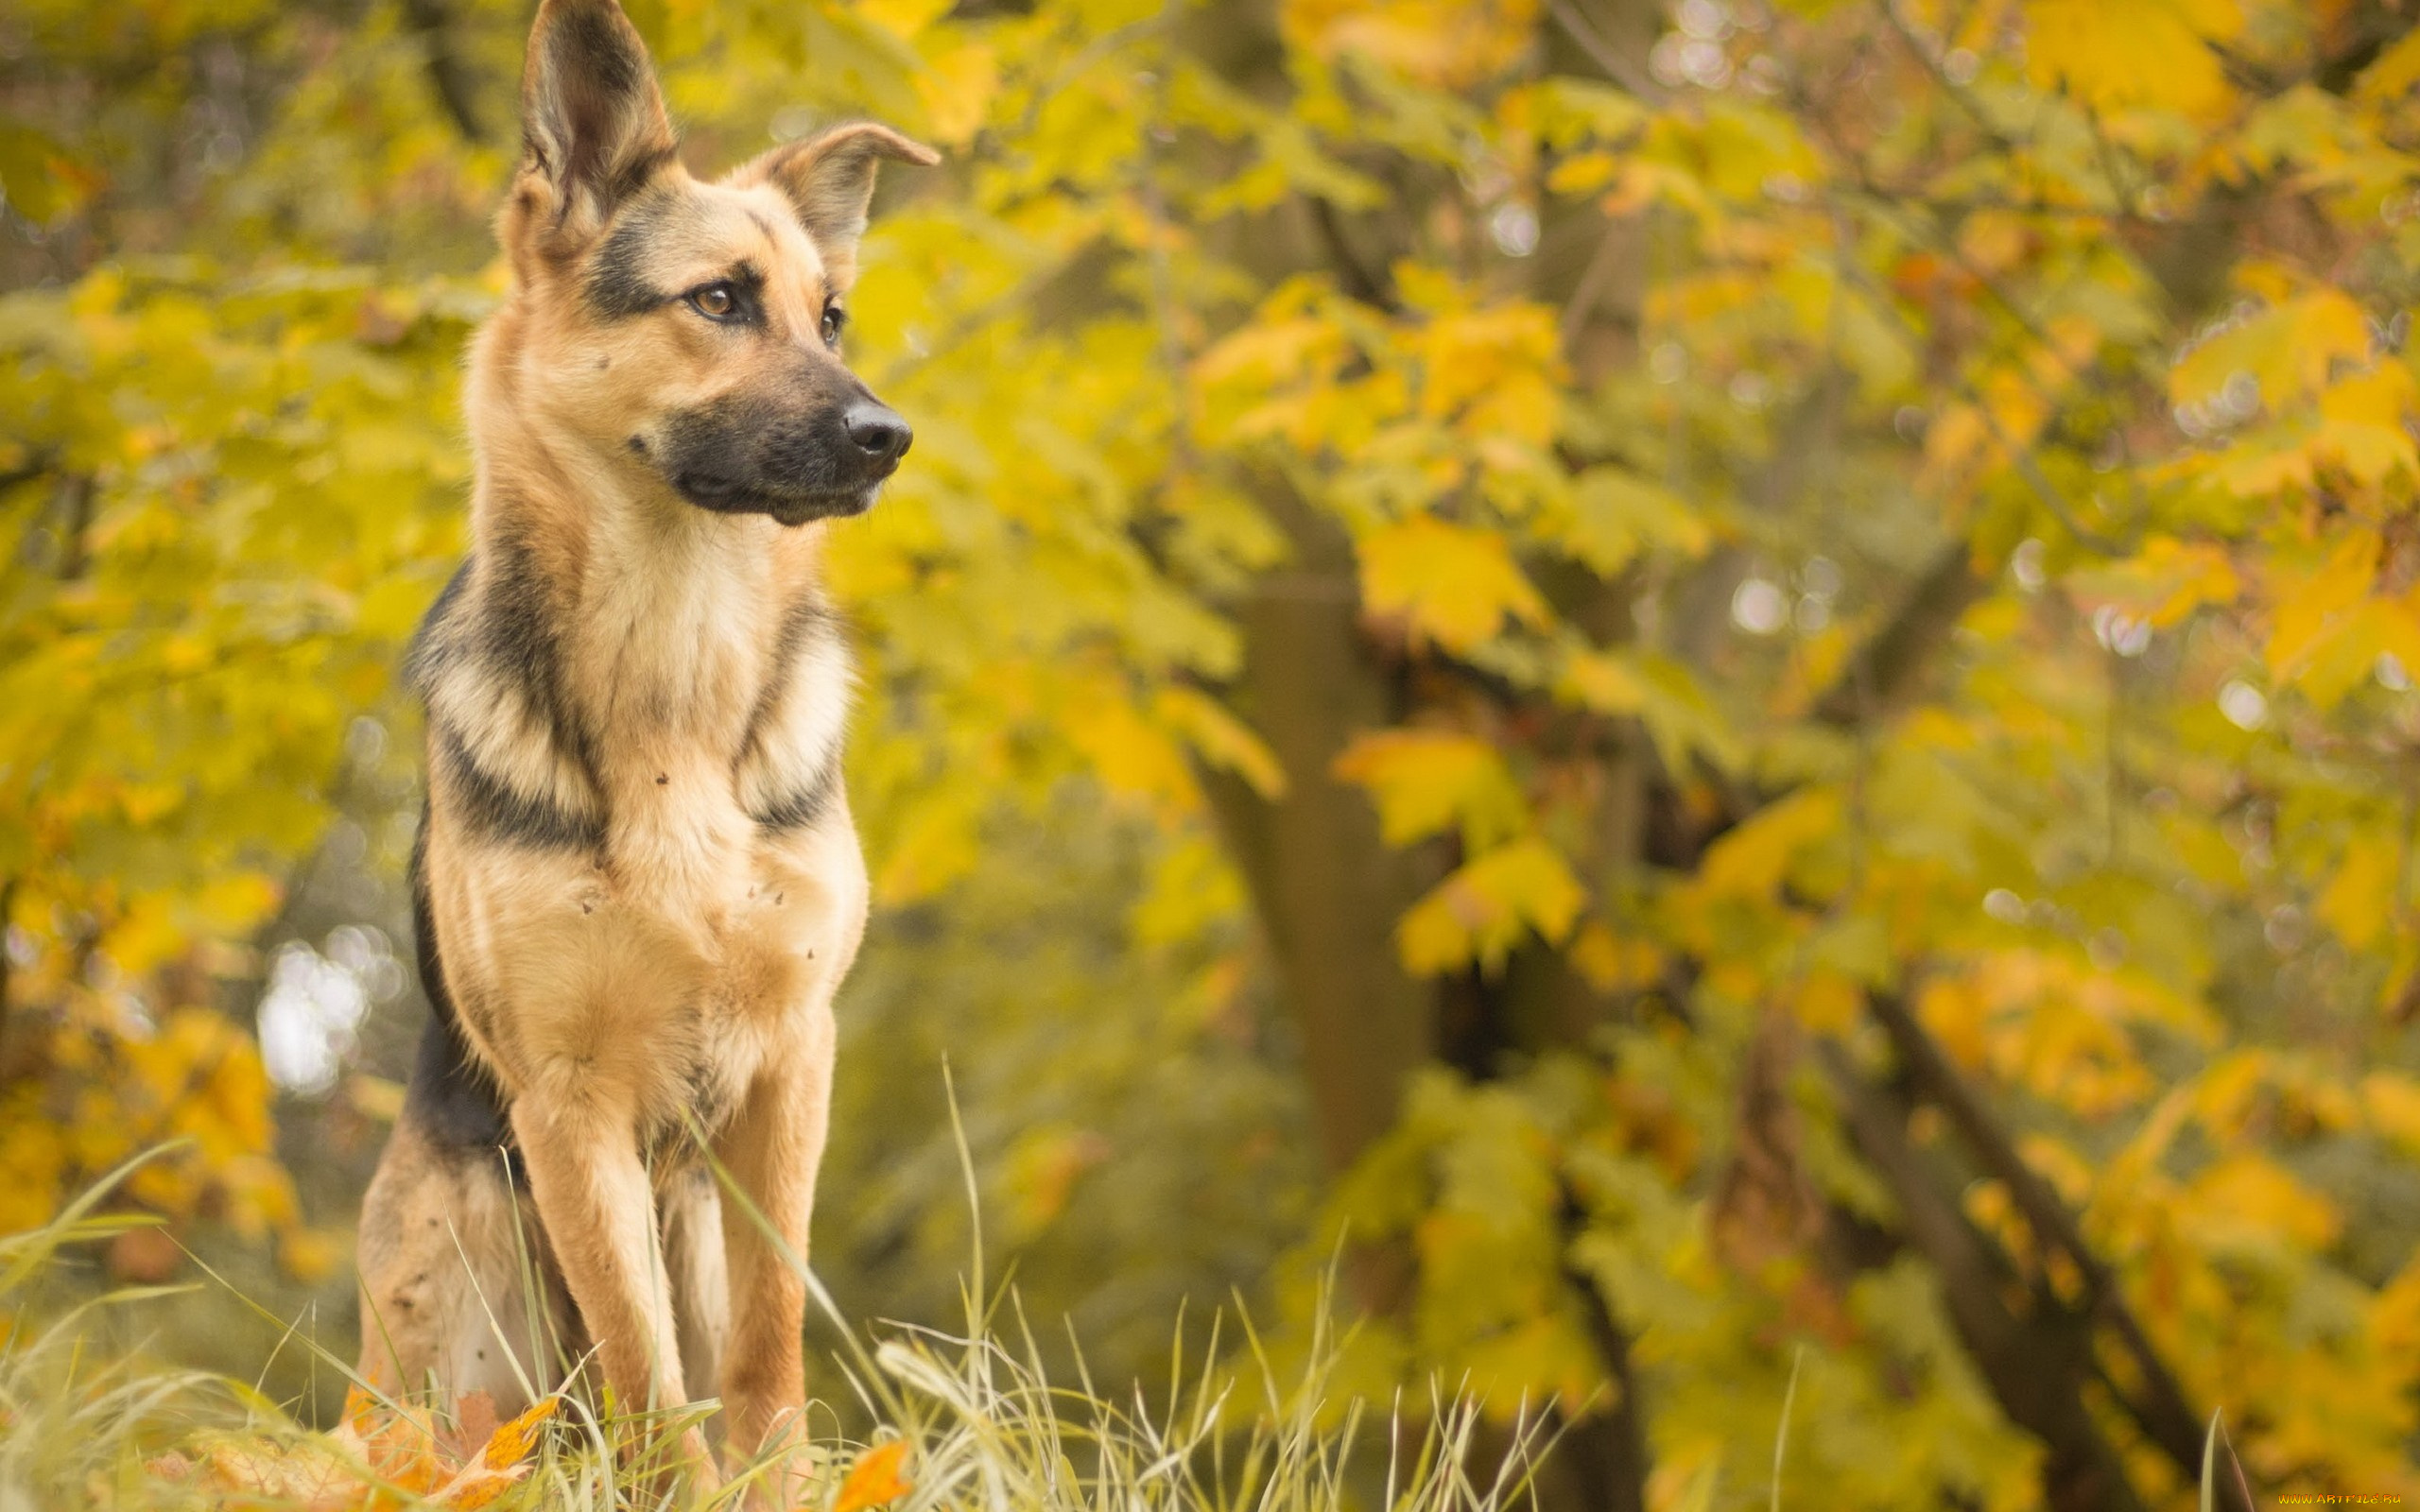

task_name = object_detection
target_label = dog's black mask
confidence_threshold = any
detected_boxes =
[652,387,912,526]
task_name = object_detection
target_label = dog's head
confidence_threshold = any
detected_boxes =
[493,0,936,526]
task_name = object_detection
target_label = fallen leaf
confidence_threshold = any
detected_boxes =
[834,1438,914,1512]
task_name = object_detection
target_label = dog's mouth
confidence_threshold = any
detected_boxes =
[669,472,883,527]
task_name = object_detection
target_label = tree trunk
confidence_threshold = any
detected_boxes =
[1201,491,1440,1181]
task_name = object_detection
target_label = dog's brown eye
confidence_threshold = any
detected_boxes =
[689,284,736,319]
[821,304,847,345]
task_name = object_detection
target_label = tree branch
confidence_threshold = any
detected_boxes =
[1556,1183,1651,1512]
[1811,541,1989,728]
[1817,1041,2148,1512]
[1546,0,1666,103]
[401,0,485,142]
[1307,197,1395,312]
[1865,990,2208,1474]
[0,877,15,1052]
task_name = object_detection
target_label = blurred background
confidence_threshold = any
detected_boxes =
[5,0,2420,1507]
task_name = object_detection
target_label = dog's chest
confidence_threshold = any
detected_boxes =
[424,520,861,1128]
[533,805,843,1135]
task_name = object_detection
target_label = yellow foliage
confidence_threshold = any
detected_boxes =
[1333,729,1524,849]
[2171,292,2369,412]
[1158,686,1288,799]
[1554,645,1648,713]
[1281,0,1541,89]
[1358,515,1549,651]
[2314,362,2420,484]
[14,0,2420,1497]
[2182,1153,2341,1250]
[1790,971,1862,1035]
[1567,922,1663,993]
[1398,838,1585,976]
[2024,0,2243,119]
[2264,526,2378,693]
[915,44,1001,147]
[1064,685,1199,816]
[2080,538,2239,627]
[2315,834,2400,950]
[2360,1072,2420,1156]
[1693,788,1841,902]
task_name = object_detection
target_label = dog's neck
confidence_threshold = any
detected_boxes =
[469,397,819,757]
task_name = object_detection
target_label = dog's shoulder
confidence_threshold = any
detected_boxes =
[403,556,475,696]
[409,544,608,853]
[735,580,854,834]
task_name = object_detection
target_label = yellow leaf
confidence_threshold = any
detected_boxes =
[2171,292,2370,413]
[873,784,985,904]
[1157,687,1287,799]
[480,1394,559,1470]
[2184,1152,2341,1248]
[2317,834,2401,950]
[1555,646,1647,713]
[835,1439,914,1512]
[1414,300,1563,446]
[2315,363,2419,484]
[441,1459,531,1509]
[1283,0,1543,89]
[1397,837,1585,976]
[2361,1072,2420,1156]
[2082,538,2238,627]
[2266,527,2378,692]
[915,44,998,147]
[1793,971,1862,1035]
[1567,922,1662,991]
[1540,468,1710,576]
[333,1385,448,1496]
[1694,788,1841,901]
[186,1434,367,1505]
[1359,516,1548,651]
[1065,691,1198,816]
[2356,26,2420,103]
[278,1228,342,1284]
[1333,729,1524,848]
[2025,0,2242,119]
[858,0,954,39]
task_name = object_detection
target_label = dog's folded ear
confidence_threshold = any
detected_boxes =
[734,124,939,289]
[513,0,677,250]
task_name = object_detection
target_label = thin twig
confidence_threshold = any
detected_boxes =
[1546,0,1666,103]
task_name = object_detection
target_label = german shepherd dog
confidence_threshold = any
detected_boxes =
[354,0,933,1490]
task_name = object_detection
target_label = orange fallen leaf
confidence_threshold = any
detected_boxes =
[333,1383,449,1498]
[481,1394,562,1470]
[166,1434,366,1511]
[437,1456,533,1510]
[833,1439,913,1512]
[424,1393,561,1508]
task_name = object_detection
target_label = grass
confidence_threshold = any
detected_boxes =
[4,1148,2262,1512]
[0,1147,1551,1512]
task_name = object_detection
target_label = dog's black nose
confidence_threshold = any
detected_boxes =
[843,403,911,465]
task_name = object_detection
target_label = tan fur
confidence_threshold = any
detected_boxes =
[354,2,930,1498]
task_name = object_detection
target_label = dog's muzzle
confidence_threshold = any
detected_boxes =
[657,394,912,526]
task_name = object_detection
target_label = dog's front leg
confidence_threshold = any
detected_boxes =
[510,1086,717,1488]
[714,1017,835,1485]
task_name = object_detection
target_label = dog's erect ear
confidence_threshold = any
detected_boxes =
[515,0,676,246]
[733,123,938,287]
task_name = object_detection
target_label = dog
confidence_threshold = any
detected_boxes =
[353,0,934,1490]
